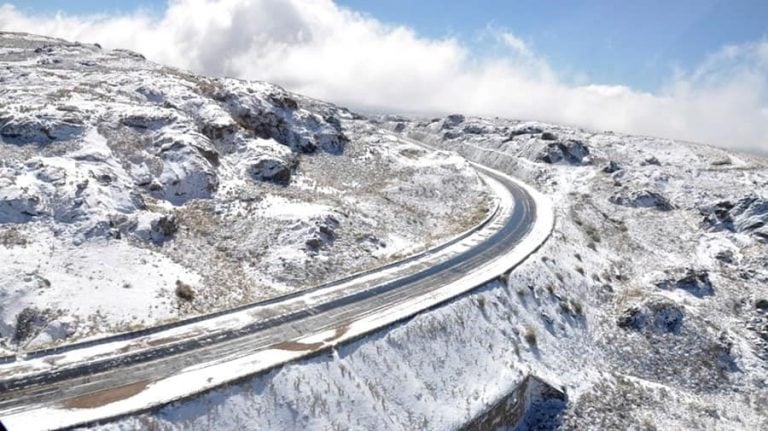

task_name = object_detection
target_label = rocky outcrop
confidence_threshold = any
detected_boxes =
[0,185,47,223]
[701,195,768,243]
[246,156,294,184]
[0,109,85,144]
[536,140,591,165]
[655,269,714,297]
[304,214,340,254]
[213,83,348,155]
[609,189,674,211]
[617,298,685,335]
[507,125,544,138]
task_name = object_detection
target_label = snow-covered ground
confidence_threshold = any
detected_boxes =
[0,32,491,353]
[89,116,767,431]
[3,30,768,430]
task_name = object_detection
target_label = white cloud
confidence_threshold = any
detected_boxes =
[1,0,767,154]
[499,31,531,57]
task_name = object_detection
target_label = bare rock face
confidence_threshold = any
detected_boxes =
[0,110,85,144]
[537,140,591,165]
[701,195,768,243]
[247,156,293,184]
[617,299,685,335]
[655,269,715,298]
[609,189,674,211]
[0,186,47,223]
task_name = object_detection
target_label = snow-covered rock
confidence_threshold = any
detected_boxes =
[617,298,685,335]
[609,189,674,211]
[701,195,768,242]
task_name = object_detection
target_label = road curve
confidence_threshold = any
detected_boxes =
[0,137,553,431]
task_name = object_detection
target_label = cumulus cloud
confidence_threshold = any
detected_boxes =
[1,0,767,154]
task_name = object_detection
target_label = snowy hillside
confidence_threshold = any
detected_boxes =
[0,32,491,353]
[96,116,767,430]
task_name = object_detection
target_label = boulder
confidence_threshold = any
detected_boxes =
[444,114,465,127]
[602,161,623,174]
[609,189,674,211]
[246,156,293,184]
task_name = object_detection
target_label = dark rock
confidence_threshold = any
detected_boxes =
[617,299,684,334]
[393,122,406,133]
[442,130,461,140]
[0,114,85,144]
[462,124,487,134]
[305,237,323,252]
[192,143,220,167]
[641,156,661,166]
[246,157,293,184]
[508,125,543,138]
[13,307,49,344]
[701,195,768,242]
[0,190,46,223]
[322,115,343,132]
[609,190,674,211]
[175,280,194,301]
[268,94,299,110]
[537,140,591,165]
[540,132,558,141]
[714,250,735,264]
[656,269,714,297]
[304,215,340,253]
[445,114,465,126]
[315,131,348,155]
[756,299,768,311]
[602,161,622,174]
[150,214,178,244]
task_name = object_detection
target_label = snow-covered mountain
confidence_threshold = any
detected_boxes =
[0,32,490,352]
[101,113,766,430]
[2,31,768,430]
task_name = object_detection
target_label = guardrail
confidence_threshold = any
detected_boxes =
[12,189,501,362]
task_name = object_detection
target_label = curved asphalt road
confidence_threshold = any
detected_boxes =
[0,160,538,428]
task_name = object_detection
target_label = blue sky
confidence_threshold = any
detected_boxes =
[10,0,768,91]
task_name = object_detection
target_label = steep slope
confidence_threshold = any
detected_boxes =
[0,32,491,353]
